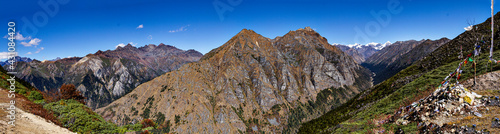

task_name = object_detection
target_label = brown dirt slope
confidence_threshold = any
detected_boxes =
[0,89,75,134]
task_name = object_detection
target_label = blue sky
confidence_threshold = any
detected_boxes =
[0,0,498,60]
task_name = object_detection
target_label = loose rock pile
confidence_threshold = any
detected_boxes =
[390,83,500,133]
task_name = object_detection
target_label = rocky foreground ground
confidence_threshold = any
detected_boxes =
[390,71,500,133]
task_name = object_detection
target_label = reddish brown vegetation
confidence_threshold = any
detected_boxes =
[141,130,150,134]
[42,84,86,104]
[141,119,157,128]
[15,92,61,126]
[41,89,59,103]
[59,84,86,104]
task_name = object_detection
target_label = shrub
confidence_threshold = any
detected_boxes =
[59,84,86,104]
[28,90,44,101]
[141,107,151,119]
[16,93,61,126]
[175,115,181,124]
[155,112,165,125]
[130,123,143,131]
[141,130,150,134]
[158,120,171,133]
[41,88,60,103]
[44,99,118,133]
[33,100,46,105]
[141,119,157,128]
[42,84,86,104]
[17,88,27,95]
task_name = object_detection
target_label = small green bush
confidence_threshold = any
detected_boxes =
[44,99,119,133]
[28,91,44,101]
[141,107,151,119]
[175,115,181,124]
[34,100,46,105]
[17,88,27,95]
[155,112,165,125]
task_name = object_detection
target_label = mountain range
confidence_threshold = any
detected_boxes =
[334,41,392,63]
[5,15,490,133]
[0,56,33,66]
[300,11,500,133]
[96,27,372,133]
[334,38,449,84]
[5,44,202,109]
[362,38,450,84]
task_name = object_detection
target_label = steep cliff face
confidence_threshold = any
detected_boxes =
[8,44,202,109]
[363,38,449,84]
[97,27,372,133]
[343,48,365,64]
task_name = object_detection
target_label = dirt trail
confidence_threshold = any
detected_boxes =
[0,89,75,134]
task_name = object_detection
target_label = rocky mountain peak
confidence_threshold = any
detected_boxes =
[236,28,257,35]
[115,44,138,52]
[201,29,271,61]
[95,50,104,55]
[286,27,325,41]
[125,44,134,48]
[97,28,371,133]
[232,29,268,43]
[278,27,332,51]
[304,26,313,31]
[185,49,203,56]
[297,26,314,31]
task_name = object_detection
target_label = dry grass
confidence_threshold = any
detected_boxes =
[394,87,435,113]
[475,89,500,97]
[445,103,500,133]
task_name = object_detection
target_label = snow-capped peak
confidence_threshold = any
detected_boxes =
[384,41,392,45]
[367,42,380,46]
[347,43,363,49]
[376,41,392,50]
[346,41,392,50]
